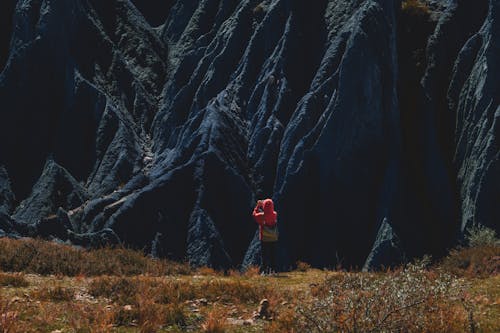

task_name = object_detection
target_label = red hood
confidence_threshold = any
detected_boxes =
[263,199,274,215]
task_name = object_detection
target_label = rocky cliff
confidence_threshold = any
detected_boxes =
[0,0,498,270]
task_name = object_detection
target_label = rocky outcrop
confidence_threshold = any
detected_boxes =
[13,159,87,225]
[0,0,498,270]
[449,0,499,234]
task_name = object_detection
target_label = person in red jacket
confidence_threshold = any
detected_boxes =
[252,198,278,274]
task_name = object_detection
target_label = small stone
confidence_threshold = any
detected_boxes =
[123,305,133,311]
[243,319,254,326]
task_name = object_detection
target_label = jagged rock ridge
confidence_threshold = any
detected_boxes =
[0,0,498,270]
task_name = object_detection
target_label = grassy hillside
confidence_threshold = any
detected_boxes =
[0,237,498,332]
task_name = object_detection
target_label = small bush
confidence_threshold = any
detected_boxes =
[465,225,500,247]
[0,273,29,287]
[439,245,500,278]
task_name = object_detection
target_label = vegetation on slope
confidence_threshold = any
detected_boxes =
[0,228,498,332]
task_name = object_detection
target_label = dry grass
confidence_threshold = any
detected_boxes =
[89,275,275,306]
[0,237,497,332]
[0,299,20,333]
[31,284,75,302]
[243,265,260,278]
[0,273,29,288]
[0,237,191,276]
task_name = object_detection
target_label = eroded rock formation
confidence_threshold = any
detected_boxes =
[0,0,498,270]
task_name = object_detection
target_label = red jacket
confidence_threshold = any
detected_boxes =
[252,199,277,240]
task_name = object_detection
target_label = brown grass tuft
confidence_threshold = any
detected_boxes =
[243,265,260,278]
[32,285,74,302]
[201,306,227,333]
[196,267,220,276]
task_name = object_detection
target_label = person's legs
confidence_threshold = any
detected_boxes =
[261,242,271,274]
[261,241,276,274]
[268,241,277,273]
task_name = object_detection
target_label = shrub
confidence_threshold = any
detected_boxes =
[465,225,500,247]
[438,226,500,278]
[275,260,469,332]
[439,245,500,278]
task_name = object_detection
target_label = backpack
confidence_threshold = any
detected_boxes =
[262,224,279,242]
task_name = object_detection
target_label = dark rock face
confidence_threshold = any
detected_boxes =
[0,0,498,270]
[0,166,14,214]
